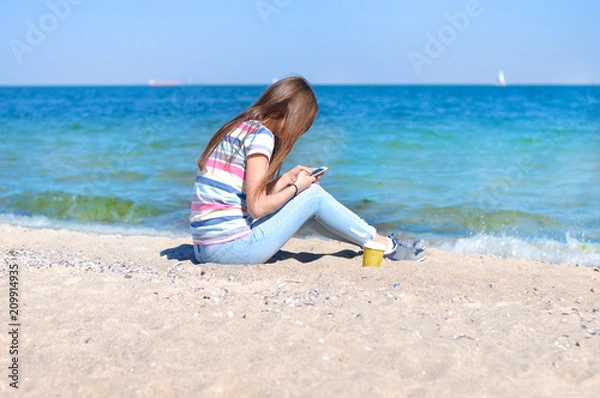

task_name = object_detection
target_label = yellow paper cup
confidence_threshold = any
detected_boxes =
[362,241,386,267]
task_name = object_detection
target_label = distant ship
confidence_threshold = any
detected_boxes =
[148,79,180,87]
[496,70,507,86]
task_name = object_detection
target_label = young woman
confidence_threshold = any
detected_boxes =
[190,76,426,264]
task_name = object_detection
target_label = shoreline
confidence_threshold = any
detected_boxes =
[1,223,599,395]
[1,216,599,267]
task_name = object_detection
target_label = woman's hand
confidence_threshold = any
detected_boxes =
[266,165,320,198]
[282,165,312,185]
[292,168,317,193]
[283,165,323,193]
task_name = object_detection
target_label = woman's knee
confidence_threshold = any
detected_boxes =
[303,184,327,198]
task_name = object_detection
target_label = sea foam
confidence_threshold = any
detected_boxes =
[0,213,187,239]
[437,233,600,267]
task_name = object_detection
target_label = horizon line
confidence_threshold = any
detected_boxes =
[1,82,599,88]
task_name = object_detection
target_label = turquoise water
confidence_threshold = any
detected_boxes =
[1,85,599,265]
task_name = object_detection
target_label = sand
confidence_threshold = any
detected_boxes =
[0,223,598,397]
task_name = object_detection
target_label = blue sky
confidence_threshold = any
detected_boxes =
[1,0,599,85]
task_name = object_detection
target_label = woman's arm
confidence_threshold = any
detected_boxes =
[245,154,315,219]
[266,165,316,194]
[266,175,288,194]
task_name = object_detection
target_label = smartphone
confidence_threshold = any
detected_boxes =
[311,166,328,177]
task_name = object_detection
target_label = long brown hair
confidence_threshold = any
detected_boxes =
[198,76,318,193]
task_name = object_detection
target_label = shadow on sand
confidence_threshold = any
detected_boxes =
[160,244,361,264]
[160,244,197,263]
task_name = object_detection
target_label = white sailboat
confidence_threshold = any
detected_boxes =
[497,70,507,86]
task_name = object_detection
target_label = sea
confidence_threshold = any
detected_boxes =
[1,85,598,266]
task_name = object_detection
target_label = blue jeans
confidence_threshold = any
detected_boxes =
[194,185,377,264]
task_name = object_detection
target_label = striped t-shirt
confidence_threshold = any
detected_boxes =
[190,120,275,245]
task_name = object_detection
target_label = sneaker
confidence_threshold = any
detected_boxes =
[389,233,427,250]
[384,234,427,262]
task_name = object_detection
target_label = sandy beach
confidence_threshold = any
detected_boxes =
[0,223,598,397]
